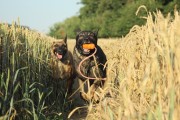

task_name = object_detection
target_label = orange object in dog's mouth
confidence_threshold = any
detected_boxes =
[82,44,95,49]
[82,44,95,54]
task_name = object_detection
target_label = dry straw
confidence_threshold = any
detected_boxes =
[86,8,180,120]
[1,7,180,120]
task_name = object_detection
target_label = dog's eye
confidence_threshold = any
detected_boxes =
[62,45,67,49]
[54,44,59,48]
[78,36,84,40]
[89,36,94,39]
[54,49,57,53]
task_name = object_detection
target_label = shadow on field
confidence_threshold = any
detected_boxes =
[67,77,88,120]
[45,76,88,120]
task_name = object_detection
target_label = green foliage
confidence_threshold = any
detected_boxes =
[49,16,81,38]
[49,0,180,38]
[0,23,69,119]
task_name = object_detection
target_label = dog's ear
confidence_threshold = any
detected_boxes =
[63,34,67,44]
[93,29,99,37]
[76,29,81,35]
[76,29,81,41]
[51,41,56,48]
[52,41,56,45]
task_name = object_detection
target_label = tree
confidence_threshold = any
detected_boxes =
[48,16,81,38]
[49,0,180,38]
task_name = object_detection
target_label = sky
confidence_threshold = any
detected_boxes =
[0,0,82,33]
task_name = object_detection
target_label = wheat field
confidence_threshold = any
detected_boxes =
[84,10,180,120]
[0,10,180,120]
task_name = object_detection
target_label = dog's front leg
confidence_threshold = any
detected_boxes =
[89,81,101,103]
[66,78,73,94]
[79,79,91,102]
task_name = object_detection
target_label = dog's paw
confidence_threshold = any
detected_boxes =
[92,92,100,103]
[80,91,100,103]
[80,92,91,102]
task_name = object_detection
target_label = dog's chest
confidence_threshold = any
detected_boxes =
[78,56,100,76]
[52,60,72,80]
[59,62,71,74]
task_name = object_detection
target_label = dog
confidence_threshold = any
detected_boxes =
[50,35,75,94]
[73,30,107,102]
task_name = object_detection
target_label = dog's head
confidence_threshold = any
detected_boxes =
[75,30,98,56]
[52,36,68,61]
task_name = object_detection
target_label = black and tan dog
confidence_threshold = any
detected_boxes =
[50,36,75,94]
[73,30,107,102]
